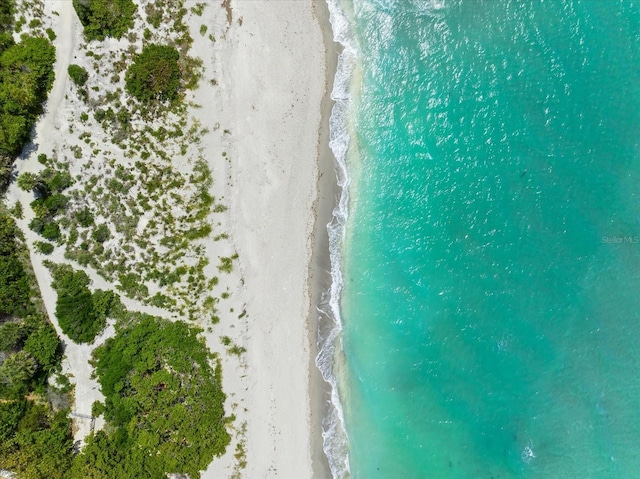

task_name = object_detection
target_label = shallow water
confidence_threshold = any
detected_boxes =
[335,0,640,477]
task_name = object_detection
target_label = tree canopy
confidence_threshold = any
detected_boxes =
[0,213,63,398]
[49,264,106,344]
[125,44,181,103]
[0,33,55,191]
[0,36,55,163]
[0,212,71,479]
[72,0,136,41]
[0,401,74,478]
[72,317,230,478]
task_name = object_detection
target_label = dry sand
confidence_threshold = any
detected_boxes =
[202,1,334,477]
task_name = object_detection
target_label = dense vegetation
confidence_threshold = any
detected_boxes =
[17,158,73,243]
[0,34,55,188]
[0,213,62,397]
[0,401,74,478]
[125,44,181,102]
[0,0,13,34]
[48,263,116,343]
[0,212,74,477]
[71,317,230,478]
[67,64,89,86]
[72,0,136,41]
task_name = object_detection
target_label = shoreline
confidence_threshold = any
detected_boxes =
[309,1,339,478]
[211,0,337,476]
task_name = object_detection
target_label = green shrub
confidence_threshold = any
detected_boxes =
[92,223,110,243]
[0,322,24,352]
[72,0,136,41]
[68,64,88,86]
[23,324,61,372]
[125,44,181,102]
[41,221,61,241]
[48,171,73,192]
[91,400,105,417]
[34,240,54,255]
[43,193,69,215]
[76,206,94,227]
[50,265,104,343]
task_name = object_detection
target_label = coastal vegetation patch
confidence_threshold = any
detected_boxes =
[17,155,73,243]
[0,212,74,478]
[0,32,55,188]
[125,44,181,102]
[47,263,117,344]
[0,213,62,396]
[71,317,230,478]
[3,0,242,474]
[72,0,136,41]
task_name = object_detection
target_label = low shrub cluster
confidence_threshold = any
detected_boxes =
[48,263,120,344]
[18,164,73,243]
[125,44,181,103]
[72,0,136,41]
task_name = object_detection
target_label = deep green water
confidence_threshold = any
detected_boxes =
[339,0,640,477]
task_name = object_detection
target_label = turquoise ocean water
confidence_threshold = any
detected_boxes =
[323,0,640,477]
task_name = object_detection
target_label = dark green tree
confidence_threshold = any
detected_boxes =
[0,321,24,351]
[72,0,136,41]
[67,64,89,86]
[51,266,104,343]
[125,44,181,103]
[0,36,55,162]
[0,214,31,319]
[0,351,38,391]
[0,403,73,478]
[23,324,61,372]
[73,317,230,478]
[0,400,25,442]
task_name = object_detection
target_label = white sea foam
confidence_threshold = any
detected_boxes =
[316,1,359,478]
[521,440,536,464]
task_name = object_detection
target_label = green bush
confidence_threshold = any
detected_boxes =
[0,37,55,161]
[72,318,230,478]
[92,223,110,243]
[43,193,69,215]
[76,206,94,227]
[0,403,73,477]
[125,44,181,102]
[50,265,104,343]
[0,321,24,352]
[72,0,136,41]
[41,221,61,241]
[34,240,54,255]
[23,324,61,372]
[67,64,88,86]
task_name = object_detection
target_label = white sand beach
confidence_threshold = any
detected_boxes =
[202,1,332,477]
